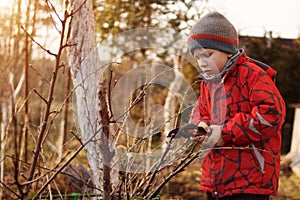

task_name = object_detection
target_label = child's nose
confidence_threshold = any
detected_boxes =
[197,58,208,67]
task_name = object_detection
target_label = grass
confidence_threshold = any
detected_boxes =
[273,169,300,200]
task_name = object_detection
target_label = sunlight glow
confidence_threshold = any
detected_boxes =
[206,0,300,38]
[0,0,11,9]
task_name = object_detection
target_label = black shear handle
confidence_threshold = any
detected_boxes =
[181,123,207,134]
[167,123,207,138]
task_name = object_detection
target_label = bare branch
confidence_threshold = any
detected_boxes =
[33,89,48,104]
[0,179,21,198]
[43,0,61,33]
[98,79,114,200]
[32,126,102,199]
[45,0,63,22]
[148,151,199,199]
[21,26,57,56]
[107,63,121,120]
[30,64,51,85]
[67,0,88,18]
[70,130,83,145]
[141,135,177,196]
[6,151,95,193]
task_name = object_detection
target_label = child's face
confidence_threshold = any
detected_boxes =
[193,48,232,76]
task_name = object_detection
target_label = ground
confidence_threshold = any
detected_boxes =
[160,158,300,200]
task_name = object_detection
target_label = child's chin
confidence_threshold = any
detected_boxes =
[205,71,216,76]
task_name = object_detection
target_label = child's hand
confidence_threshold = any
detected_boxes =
[192,123,224,147]
[193,135,206,144]
[196,124,224,149]
[215,134,224,147]
[198,121,210,133]
[210,125,224,147]
[193,122,210,143]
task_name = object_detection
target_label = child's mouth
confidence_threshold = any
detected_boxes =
[204,70,215,75]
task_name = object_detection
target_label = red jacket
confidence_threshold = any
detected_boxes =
[191,50,286,197]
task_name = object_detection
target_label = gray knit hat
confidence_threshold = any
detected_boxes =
[188,11,238,54]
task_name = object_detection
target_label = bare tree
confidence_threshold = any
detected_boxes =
[67,0,109,194]
[0,1,210,199]
[162,53,185,149]
[0,73,24,199]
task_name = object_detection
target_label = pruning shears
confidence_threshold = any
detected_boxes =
[167,123,207,139]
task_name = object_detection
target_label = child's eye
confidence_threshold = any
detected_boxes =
[197,53,210,59]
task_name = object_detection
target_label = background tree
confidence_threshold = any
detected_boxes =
[0,0,84,198]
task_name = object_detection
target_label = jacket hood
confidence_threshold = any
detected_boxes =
[246,57,277,82]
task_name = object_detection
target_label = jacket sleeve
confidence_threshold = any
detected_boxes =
[222,71,286,146]
[190,82,211,125]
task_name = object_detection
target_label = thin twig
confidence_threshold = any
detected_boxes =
[33,89,48,104]
[107,62,121,120]
[30,64,51,85]
[67,0,88,18]
[0,179,20,198]
[147,149,199,199]
[9,76,23,196]
[5,153,97,191]
[140,135,176,196]
[147,143,279,199]
[46,0,63,22]
[65,1,73,44]
[21,26,56,56]
[44,0,61,33]
[70,130,83,145]
[32,127,102,199]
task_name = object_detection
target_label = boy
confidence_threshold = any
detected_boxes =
[188,11,286,200]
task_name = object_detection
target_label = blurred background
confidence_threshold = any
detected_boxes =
[0,0,300,199]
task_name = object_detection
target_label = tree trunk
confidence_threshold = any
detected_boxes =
[67,0,104,193]
[22,0,31,163]
[0,103,9,200]
[162,54,184,149]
